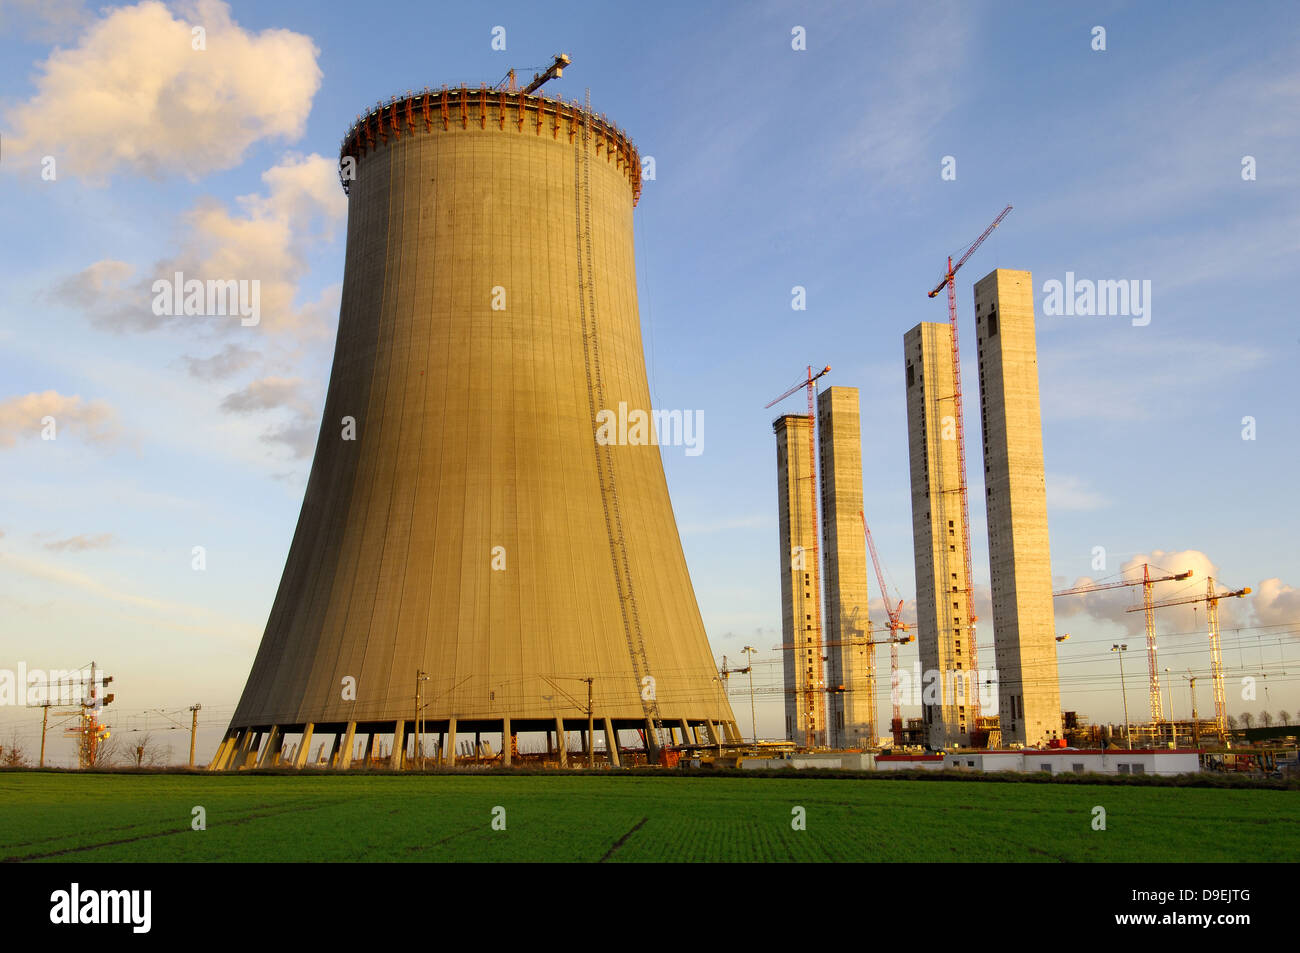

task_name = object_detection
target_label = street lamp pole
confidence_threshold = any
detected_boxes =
[415,670,429,770]
[1163,666,1173,745]
[1112,644,1132,750]
[1185,671,1200,749]
[742,646,758,744]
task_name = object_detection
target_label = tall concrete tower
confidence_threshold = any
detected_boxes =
[904,324,976,748]
[973,269,1061,746]
[210,85,738,770]
[817,386,874,748]
[774,414,826,746]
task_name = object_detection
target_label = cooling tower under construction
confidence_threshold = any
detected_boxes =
[210,82,738,770]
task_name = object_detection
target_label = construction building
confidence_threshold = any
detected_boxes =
[774,413,826,746]
[904,323,976,748]
[973,268,1062,746]
[944,749,1200,776]
[210,77,738,771]
[817,386,874,747]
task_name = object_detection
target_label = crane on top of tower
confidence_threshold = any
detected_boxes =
[924,204,1012,725]
[928,205,1014,298]
[496,54,572,94]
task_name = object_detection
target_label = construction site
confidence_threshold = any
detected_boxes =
[12,58,1293,782]
[754,204,1288,777]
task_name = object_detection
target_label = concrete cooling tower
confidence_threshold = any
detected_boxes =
[210,82,738,770]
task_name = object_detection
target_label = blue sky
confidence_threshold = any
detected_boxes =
[2,0,1298,763]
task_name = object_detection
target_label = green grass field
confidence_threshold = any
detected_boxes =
[1,772,1294,862]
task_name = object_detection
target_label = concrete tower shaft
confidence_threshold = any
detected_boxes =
[817,386,874,748]
[973,268,1062,746]
[213,88,736,769]
[904,323,976,749]
[774,414,826,746]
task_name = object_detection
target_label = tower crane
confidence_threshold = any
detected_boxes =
[1126,577,1251,738]
[497,54,572,94]
[772,632,913,742]
[925,205,1013,721]
[1054,563,1193,723]
[860,510,914,744]
[765,364,832,747]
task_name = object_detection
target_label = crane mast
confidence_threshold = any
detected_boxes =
[1054,563,1192,726]
[860,510,910,744]
[926,205,1012,725]
[1126,576,1250,740]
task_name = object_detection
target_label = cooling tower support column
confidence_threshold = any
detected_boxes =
[256,726,282,768]
[338,722,357,769]
[556,717,568,767]
[445,718,457,767]
[502,717,512,766]
[604,718,621,766]
[208,732,236,770]
[236,731,259,769]
[295,724,314,769]
[229,729,252,769]
[391,720,406,770]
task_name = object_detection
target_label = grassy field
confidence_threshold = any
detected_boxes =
[1,771,1294,862]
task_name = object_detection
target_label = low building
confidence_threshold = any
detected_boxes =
[738,751,874,771]
[875,754,946,772]
[944,752,1026,773]
[942,749,1200,776]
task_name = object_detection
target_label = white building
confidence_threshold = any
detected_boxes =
[942,749,1200,776]
[875,754,946,772]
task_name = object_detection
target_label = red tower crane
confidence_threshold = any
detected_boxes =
[925,204,1012,721]
[1054,563,1193,724]
[859,511,913,744]
[1126,577,1250,739]
[766,364,831,747]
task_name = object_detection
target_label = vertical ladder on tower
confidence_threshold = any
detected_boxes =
[573,89,667,759]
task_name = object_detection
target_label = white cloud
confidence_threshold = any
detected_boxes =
[220,376,306,414]
[1252,578,1300,628]
[1054,549,1258,636]
[181,342,259,380]
[220,375,319,459]
[53,153,346,336]
[1046,474,1109,512]
[43,533,116,552]
[0,390,122,448]
[2,0,321,182]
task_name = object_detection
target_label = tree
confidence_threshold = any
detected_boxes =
[1240,712,1254,729]
[1,732,29,768]
[89,733,122,767]
[128,732,172,769]
[1260,711,1273,728]
[1226,714,1238,730]
[1280,710,1291,726]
